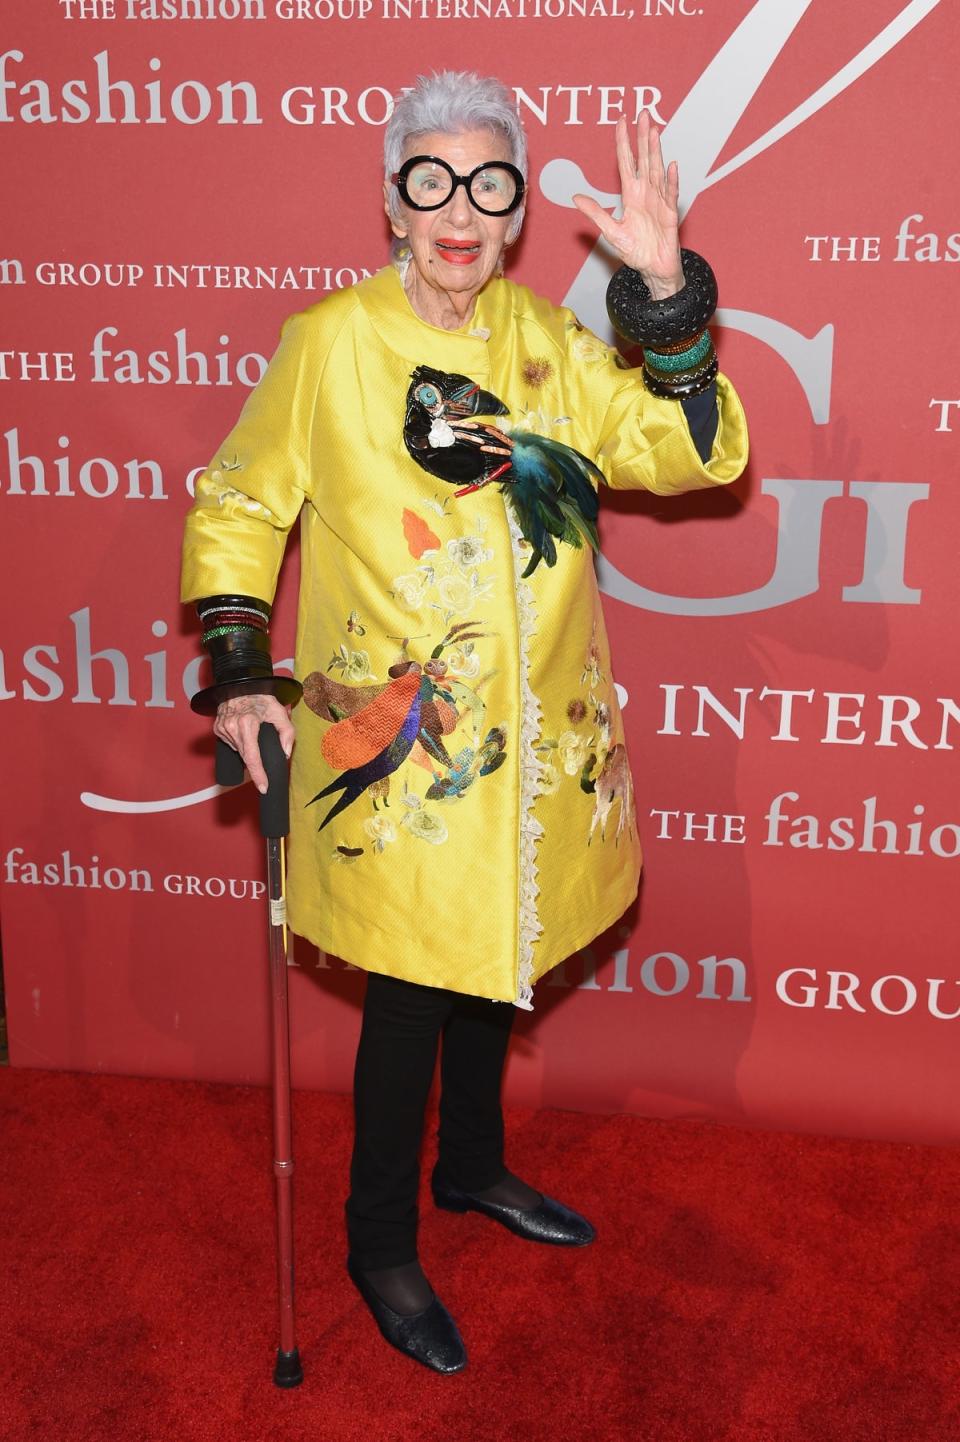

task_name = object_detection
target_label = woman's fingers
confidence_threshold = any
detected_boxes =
[572,192,620,247]
[665,158,680,215]
[645,112,664,191]
[237,713,272,794]
[615,114,637,190]
[214,694,295,794]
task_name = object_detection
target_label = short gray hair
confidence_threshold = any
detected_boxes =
[384,71,528,243]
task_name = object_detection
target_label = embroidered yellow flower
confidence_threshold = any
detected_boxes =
[363,815,397,853]
[201,471,276,520]
[447,535,491,570]
[539,761,562,796]
[445,644,481,679]
[557,730,594,776]
[404,810,449,845]
[342,649,376,683]
[328,643,377,682]
[571,333,611,364]
[392,571,429,611]
[436,573,473,614]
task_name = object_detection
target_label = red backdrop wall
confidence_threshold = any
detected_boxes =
[2,0,957,1146]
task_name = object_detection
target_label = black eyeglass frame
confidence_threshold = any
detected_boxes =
[392,155,526,216]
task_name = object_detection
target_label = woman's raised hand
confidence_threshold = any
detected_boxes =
[214,692,295,795]
[573,112,684,300]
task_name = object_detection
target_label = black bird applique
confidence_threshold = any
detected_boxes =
[402,365,601,577]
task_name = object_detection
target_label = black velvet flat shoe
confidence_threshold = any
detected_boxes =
[346,1256,467,1374]
[432,1178,596,1246]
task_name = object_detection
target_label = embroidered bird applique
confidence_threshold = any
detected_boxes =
[302,623,505,830]
[402,365,601,577]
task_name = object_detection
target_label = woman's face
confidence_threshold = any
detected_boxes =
[385,128,515,305]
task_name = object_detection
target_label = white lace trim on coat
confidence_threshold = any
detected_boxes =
[506,508,545,1010]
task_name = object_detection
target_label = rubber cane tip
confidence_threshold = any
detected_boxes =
[273,1347,304,1388]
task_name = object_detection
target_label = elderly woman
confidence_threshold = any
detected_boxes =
[181,71,747,1374]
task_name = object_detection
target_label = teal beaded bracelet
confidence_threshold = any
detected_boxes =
[644,331,713,373]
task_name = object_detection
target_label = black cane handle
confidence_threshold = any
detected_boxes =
[215,738,246,788]
[215,727,291,839]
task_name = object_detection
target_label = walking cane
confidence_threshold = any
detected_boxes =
[216,726,304,1388]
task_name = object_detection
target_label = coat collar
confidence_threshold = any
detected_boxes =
[355,264,514,372]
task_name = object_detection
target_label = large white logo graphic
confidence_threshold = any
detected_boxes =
[543,0,940,615]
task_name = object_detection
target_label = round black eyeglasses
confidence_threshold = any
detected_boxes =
[392,155,525,216]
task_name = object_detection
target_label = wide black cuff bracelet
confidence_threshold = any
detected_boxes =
[190,593,302,716]
[606,249,718,348]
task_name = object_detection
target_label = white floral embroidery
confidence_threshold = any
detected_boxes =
[363,815,397,853]
[447,535,492,570]
[571,333,611,364]
[444,644,481,679]
[539,761,561,796]
[201,470,277,521]
[436,572,474,614]
[392,571,429,611]
[557,730,595,776]
[403,809,449,845]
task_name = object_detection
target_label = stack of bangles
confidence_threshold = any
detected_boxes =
[190,594,301,715]
[605,247,719,400]
[198,595,273,683]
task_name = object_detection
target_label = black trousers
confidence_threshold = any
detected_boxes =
[345,970,517,1269]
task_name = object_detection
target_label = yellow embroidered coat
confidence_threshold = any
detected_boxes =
[181,265,748,1006]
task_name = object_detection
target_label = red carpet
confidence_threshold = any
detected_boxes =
[2,1068,959,1442]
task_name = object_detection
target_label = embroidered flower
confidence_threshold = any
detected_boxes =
[363,815,397,853]
[436,573,473,614]
[327,643,377,682]
[343,650,376,683]
[566,698,587,724]
[522,356,554,388]
[392,571,429,611]
[539,761,562,796]
[403,809,448,845]
[446,535,490,570]
[201,470,276,520]
[571,333,611,364]
[557,729,594,777]
[445,644,481,679]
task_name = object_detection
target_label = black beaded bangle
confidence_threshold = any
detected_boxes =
[642,354,719,400]
[606,249,718,349]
